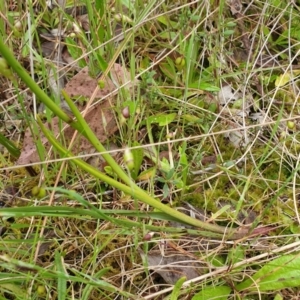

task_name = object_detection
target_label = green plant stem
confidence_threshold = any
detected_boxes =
[0,38,71,123]
[37,116,244,238]
[0,132,20,158]
[0,35,130,182]
[0,34,246,239]
[62,90,134,186]
[0,204,225,238]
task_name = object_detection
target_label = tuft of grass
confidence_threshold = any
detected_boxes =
[1,0,300,299]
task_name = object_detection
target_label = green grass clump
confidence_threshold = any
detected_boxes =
[1,0,300,299]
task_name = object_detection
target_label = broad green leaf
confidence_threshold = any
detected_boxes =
[192,285,232,300]
[236,254,300,291]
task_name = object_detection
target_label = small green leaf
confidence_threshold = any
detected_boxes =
[137,167,156,181]
[226,21,236,27]
[130,141,144,180]
[211,205,231,219]
[147,113,177,126]
[55,251,67,300]
[104,166,114,176]
[163,183,169,198]
[275,70,300,87]
[208,103,218,113]
[157,15,177,28]
[98,79,105,89]
[236,254,300,291]
[290,223,300,234]
[170,276,186,300]
[0,133,20,158]
[274,294,283,300]
[159,58,177,80]
[232,99,243,109]
[0,57,14,80]
[82,268,111,300]
[65,37,86,68]
[227,245,245,265]
[0,283,27,298]
[192,285,232,300]
[179,145,188,166]
[209,255,226,267]
[182,114,199,123]
[95,0,105,14]
[124,147,134,171]
[189,81,220,92]
[223,29,235,36]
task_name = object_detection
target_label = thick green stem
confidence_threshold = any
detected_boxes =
[38,117,240,238]
[0,39,72,123]
[62,90,134,186]
[0,204,225,238]
[0,37,131,183]
[0,36,243,239]
[0,132,20,158]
